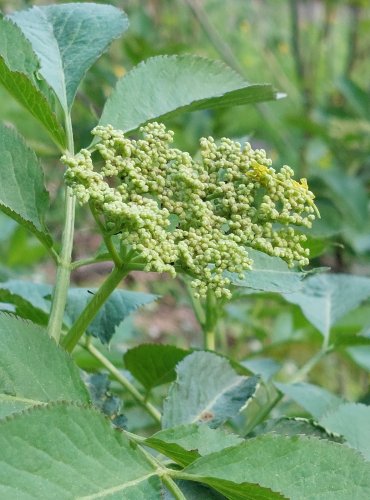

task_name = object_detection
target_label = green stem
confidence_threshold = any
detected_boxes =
[90,203,122,267]
[71,255,112,270]
[47,115,75,343]
[290,345,332,383]
[125,439,186,500]
[184,279,206,327]
[85,342,162,424]
[204,328,216,351]
[161,476,187,500]
[62,265,128,352]
[244,345,332,435]
[203,290,217,350]
[243,391,283,436]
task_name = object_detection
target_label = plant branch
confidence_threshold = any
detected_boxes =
[85,341,162,424]
[71,255,112,270]
[290,345,332,383]
[61,264,128,352]
[47,114,76,343]
[161,476,187,500]
[184,279,206,327]
[244,345,333,435]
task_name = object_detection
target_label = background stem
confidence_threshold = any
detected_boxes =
[86,341,162,424]
[47,114,75,343]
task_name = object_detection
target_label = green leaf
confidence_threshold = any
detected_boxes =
[124,344,190,391]
[0,403,161,498]
[0,124,52,248]
[0,281,157,343]
[241,357,281,381]
[283,273,370,341]
[184,434,370,499]
[0,279,51,324]
[318,169,369,231]
[250,417,343,443]
[99,55,281,133]
[0,15,65,147]
[0,314,89,417]
[11,3,129,110]
[337,77,370,120]
[347,345,370,371]
[65,288,158,344]
[227,248,307,293]
[275,382,343,420]
[162,351,260,429]
[320,403,370,460]
[146,424,243,467]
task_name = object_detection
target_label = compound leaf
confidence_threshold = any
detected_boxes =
[0,15,65,147]
[0,124,52,248]
[124,344,190,391]
[162,351,260,429]
[0,314,89,418]
[99,55,281,133]
[11,3,129,110]
[184,434,370,499]
[0,403,161,498]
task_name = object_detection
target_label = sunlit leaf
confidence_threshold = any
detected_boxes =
[0,15,65,146]
[0,124,52,248]
[11,3,129,110]
[99,55,281,133]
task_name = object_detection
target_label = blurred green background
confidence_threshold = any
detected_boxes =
[1,0,370,404]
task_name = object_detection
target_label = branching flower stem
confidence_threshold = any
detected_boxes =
[61,264,129,352]
[47,114,76,343]
[85,340,162,424]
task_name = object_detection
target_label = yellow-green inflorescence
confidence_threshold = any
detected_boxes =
[63,122,318,299]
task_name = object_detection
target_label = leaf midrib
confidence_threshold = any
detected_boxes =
[76,472,158,499]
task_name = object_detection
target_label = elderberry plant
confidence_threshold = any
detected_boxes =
[1,3,370,500]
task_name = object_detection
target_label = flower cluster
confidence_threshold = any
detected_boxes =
[63,123,318,298]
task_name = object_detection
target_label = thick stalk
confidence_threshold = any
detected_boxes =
[47,115,75,342]
[85,342,162,424]
[62,265,128,352]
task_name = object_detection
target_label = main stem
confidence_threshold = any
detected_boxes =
[47,115,75,343]
[62,265,128,352]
